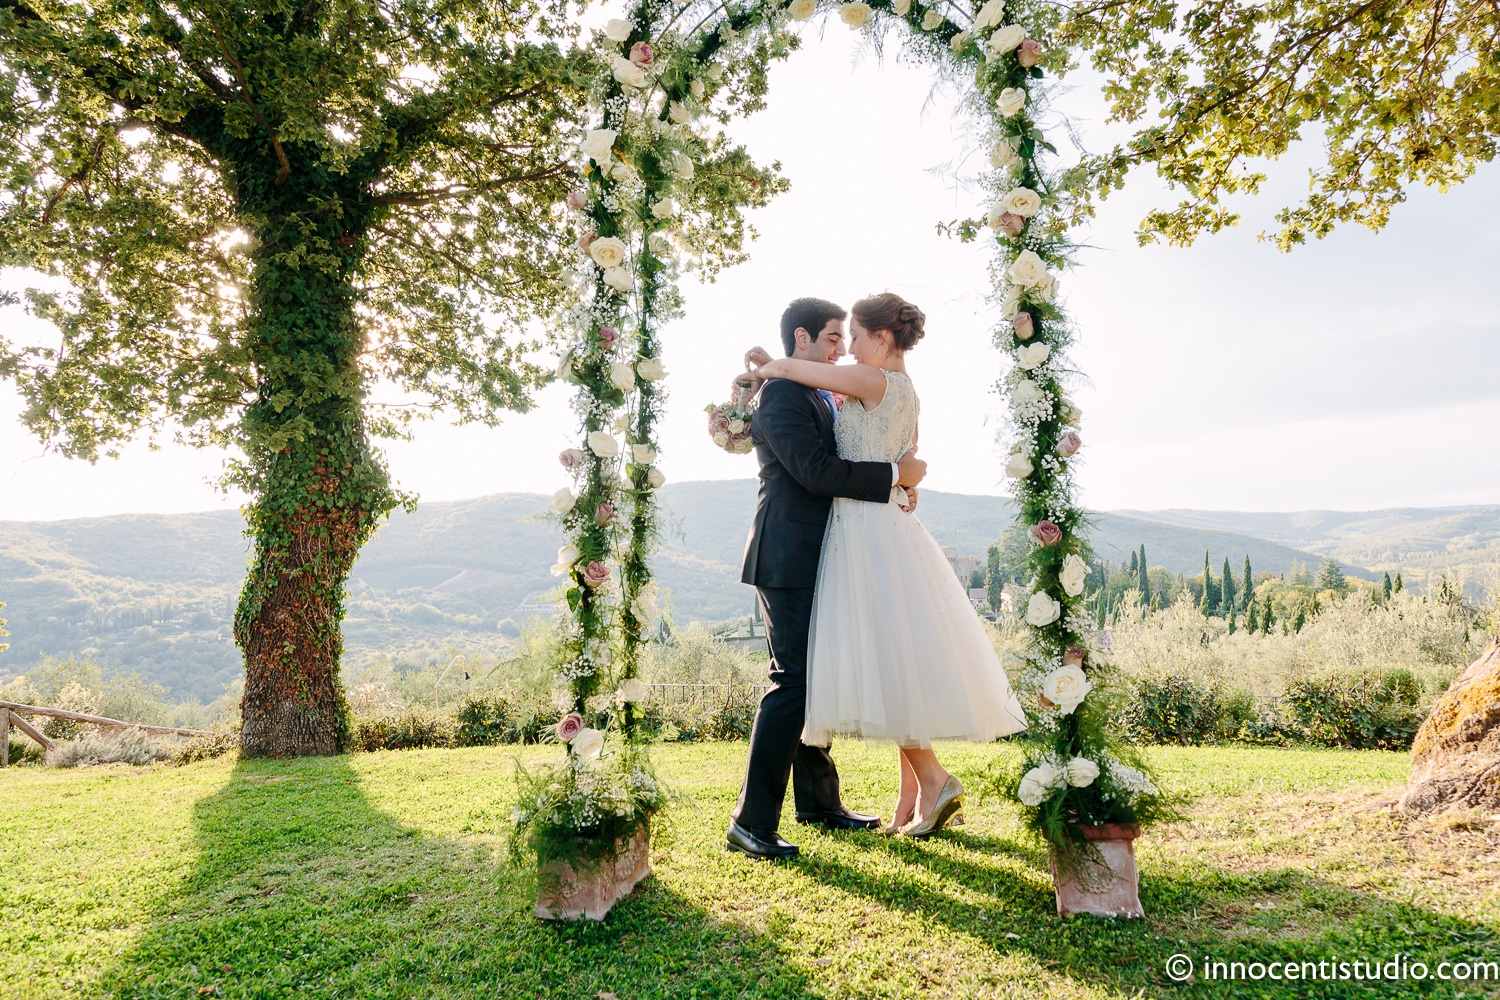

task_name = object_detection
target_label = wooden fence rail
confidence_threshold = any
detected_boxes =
[0,700,212,767]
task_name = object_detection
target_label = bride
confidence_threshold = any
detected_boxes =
[743,292,1028,837]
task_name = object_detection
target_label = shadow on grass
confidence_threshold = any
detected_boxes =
[798,826,1498,999]
[102,756,826,1000]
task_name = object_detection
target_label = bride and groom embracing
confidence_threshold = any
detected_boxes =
[727,293,1028,860]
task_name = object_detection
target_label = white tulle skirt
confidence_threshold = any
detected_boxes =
[804,494,1029,748]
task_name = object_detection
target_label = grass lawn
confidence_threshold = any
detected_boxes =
[3,741,1498,999]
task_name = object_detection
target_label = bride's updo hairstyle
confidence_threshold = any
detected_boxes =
[852,292,926,352]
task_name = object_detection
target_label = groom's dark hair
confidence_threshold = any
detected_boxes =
[780,297,846,356]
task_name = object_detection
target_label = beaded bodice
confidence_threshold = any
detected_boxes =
[834,369,919,467]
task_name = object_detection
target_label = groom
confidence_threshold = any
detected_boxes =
[727,296,927,860]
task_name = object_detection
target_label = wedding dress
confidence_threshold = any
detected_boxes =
[803,370,1029,748]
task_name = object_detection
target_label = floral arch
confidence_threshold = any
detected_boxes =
[544,0,1163,867]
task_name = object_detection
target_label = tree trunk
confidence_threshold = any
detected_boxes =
[1398,636,1500,814]
[234,206,395,757]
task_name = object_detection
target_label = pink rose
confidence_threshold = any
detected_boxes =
[1055,431,1081,458]
[559,448,584,470]
[556,712,584,742]
[629,41,654,68]
[578,232,597,253]
[594,502,615,527]
[708,409,730,433]
[1017,40,1042,68]
[1011,312,1034,340]
[1062,647,1086,668]
[566,189,588,211]
[998,211,1026,237]
[1030,520,1063,547]
[582,561,611,588]
[597,325,618,350]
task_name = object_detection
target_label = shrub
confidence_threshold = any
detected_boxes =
[169,731,238,765]
[453,695,556,746]
[354,711,457,752]
[1119,673,1234,745]
[1281,670,1429,751]
[52,728,173,768]
[6,737,45,766]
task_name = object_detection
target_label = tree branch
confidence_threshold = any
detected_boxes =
[371,165,571,207]
[209,27,290,185]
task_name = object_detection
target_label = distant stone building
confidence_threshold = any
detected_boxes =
[939,546,984,587]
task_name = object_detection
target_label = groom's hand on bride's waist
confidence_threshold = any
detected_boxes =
[897,447,926,488]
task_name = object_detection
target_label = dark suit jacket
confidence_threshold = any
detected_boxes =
[740,378,894,589]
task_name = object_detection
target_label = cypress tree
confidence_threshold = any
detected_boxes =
[1227,608,1237,634]
[1138,544,1150,602]
[1394,572,1404,593]
[1221,556,1236,612]
[1382,571,1393,602]
[1245,597,1260,632]
[1202,550,1216,611]
[1292,603,1307,633]
[1242,555,1254,609]
[1128,550,1138,574]
[1262,597,1275,634]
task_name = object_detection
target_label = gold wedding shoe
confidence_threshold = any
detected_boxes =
[899,776,964,839]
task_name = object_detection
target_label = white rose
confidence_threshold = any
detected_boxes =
[1032,271,1057,302]
[1005,452,1034,479]
[572,728,605,760]
[727,418,745,434]
[1011,377,1043,405]
[997,86,1027,116]
[789,0,816,20]
[989,141,1018,169]
[636,358,667,381]
[650,197,678,219]
[1065,756,1100,787]
[647,231,674,257]
[1016,773,1046,806]
[684,78,703,101]
[588,236,628,269]
[707,63,724,81]
[548,487,576,515]
[893,0,911,13]
[609,361,637,393]
[949,30,971,52]
[587,430,620,458]
[668,101,693,125]
[1008,249,1049,287]
[985,203,1006,229]
[1060,399,1082,425]
[617,678,648,703]
[1015,342,1051,370]
[551,542,581,576]
[646,467,666,488]
[602,266,633,294]
[1041,664,1092,713]
[630,443,656,464]
[989,23,1024,54]
[920,9,944,30]
[998,285,1022,317]
[1060,553,1088,597]
[1001,186,1041,217]
[579,128,617,165]
[610,161,638,185]
[839,2,872,28]
[604,18,632,42]
[671,152,695,179]
[631,588,660,621]
[972,0,1006,30]
[612,55,647,89]
[1024,590,1061,627]
[612,411,631,433]
[712,430,730,447]
[1035,760,1067,788]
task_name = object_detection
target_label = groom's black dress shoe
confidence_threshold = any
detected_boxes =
[794,805,882,831]
[726,821,799,860]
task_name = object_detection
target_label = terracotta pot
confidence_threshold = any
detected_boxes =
[534,819,652,921]
[1048,823,1144,918]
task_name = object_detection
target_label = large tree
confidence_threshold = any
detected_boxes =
[0,0,597,755]
[1057,0,1499,248]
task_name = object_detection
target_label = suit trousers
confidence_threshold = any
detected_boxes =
[731,585,843,833]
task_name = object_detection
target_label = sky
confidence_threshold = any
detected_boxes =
[2,17,1497,522]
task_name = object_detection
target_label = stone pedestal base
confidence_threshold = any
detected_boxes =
[534,822,652,921]
[1049,823,1144,919]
